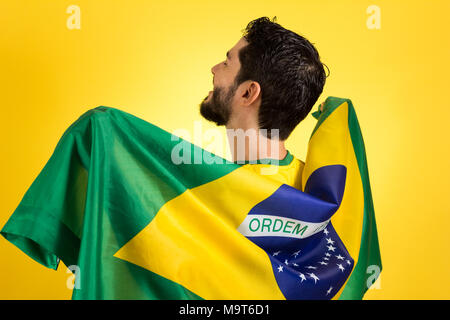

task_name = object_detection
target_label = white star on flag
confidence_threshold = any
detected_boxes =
[346,260,351,265]
[337,263,345,272]
[278,265,284,272]
[319,261,328,266]
[306,266,317,270]
[336,254,344,260]
[292,250,301,257]
[308,273,320,284]
[273,251,281,256]
[326,238,335,245]
[326,286,333,295]
[325,253,331,257]
[323,228,329,235]
[327,245,336,252]
[323,257,329,261]
[299,273,306,282]
[284,259,289,265]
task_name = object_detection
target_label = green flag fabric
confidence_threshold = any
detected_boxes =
[1,97,381,299]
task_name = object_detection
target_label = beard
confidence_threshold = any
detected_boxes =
[199,83,236,126]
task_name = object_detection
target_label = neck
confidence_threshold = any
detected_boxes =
[225,127,287,162]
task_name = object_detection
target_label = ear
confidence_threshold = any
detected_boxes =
[241,81,261,106]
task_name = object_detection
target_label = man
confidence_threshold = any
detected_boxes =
[1,16,380,300]
[199,16,328,163]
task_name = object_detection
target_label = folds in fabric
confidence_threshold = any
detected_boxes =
[0,96,381,299]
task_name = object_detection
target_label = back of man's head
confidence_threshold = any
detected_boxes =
[235,16,328,140]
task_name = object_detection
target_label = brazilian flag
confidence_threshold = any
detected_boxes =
[0,96,381,299]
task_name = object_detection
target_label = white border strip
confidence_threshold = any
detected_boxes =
[237,214,330,239]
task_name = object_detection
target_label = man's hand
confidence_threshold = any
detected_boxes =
[319,101,325,112]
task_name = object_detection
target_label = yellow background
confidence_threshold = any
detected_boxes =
[0,0,449,299]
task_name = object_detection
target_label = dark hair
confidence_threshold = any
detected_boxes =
[235,16,329,140]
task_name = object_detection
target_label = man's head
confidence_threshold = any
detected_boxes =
[199,16,328,141]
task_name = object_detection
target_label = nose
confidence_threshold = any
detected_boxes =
[211,61,222,75]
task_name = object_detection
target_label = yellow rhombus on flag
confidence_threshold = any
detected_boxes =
[1,96,381,299]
